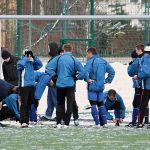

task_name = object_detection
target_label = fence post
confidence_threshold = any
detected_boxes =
[16,0,21,57]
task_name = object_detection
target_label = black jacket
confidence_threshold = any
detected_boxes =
[0,79,14,102]
[2,56,19,86]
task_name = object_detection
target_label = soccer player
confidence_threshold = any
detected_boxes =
[84,47,115,128]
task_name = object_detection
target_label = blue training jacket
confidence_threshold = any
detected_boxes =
[103,91,126,120]
[138,53,150,90]
[34,71,50,100]
[45,52,84,88]
[84,54,115,92]
[127,58,142,89]
[17,56,43,87]
[2,94,20,118]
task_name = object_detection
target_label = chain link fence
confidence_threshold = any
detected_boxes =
[0,0,149,58]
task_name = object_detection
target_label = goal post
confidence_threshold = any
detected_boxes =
[0,15,149,20]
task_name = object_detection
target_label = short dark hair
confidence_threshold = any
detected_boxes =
[108,89,116,97]
[131,50,138,59]
[87,47,97,55]
[48,42,59,57]
[58,46,64,54]
[136,44,144,52]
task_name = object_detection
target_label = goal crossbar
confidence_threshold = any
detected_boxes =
[0,15,150,20]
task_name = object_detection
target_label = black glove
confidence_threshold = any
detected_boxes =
[24,50,28,56]
[73,73,78,81]
[26,51,34,58]
[51,75,58,85]
[129,61,133,65]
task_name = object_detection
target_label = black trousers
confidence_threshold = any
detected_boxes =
[56,87,75,125]
[19,87,35,124]
[133,88,142,108]
[72,100,79,120]
[138,89,150,124]
[0,106,15,121]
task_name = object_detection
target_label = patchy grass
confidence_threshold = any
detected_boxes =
[0,123,150,150]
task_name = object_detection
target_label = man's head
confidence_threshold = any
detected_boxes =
[25,50,34,61]
[48,42,59,57]
[86,47,97,59]
[62,43,73,52]
[1,50,11,62]
[135,44,144,56]
[108,89,116,101]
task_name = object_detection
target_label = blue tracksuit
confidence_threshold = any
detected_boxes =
[34,71,57,118]
[127,58,139,78]
[137,53,150,124]
[103,92,126,120]
[84,54,115,126]
[34,51,85,100]
[2,94,20,119]
[46,52,85,88]
[34,56,58,101]
[17,56,42,123]
[17,56,43,87]
[138,54,150,90]
[127,58,143,125]
[34,72,50,100]
[127,55,150,125]
[84,54,115,93]
[0,79,20,119]
[45,86,57,118]
[46,52,84,125]
[127,58,142,89]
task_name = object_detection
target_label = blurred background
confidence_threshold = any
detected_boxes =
[0,0,149,59]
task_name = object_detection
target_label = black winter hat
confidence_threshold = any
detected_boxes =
[131,50,138,59]
[1,50,11,59]
[48,42,59,57]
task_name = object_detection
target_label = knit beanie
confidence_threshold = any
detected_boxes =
[1,50,11,59]
[48,42,59,57]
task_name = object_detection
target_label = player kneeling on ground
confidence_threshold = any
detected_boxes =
[103,89,126,126]
[0,79,20,127]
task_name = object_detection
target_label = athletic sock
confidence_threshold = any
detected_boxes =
[132,108,139,125]
[91,105,99,125]
[99,106,107,126]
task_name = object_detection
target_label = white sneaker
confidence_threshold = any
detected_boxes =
[63,125,69,128]
[103,124,108,128]
[21,123,28,128]
[94,125,100,128]
[30,122,37,125]
[54,124,62,128]
[74,119,79,126]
